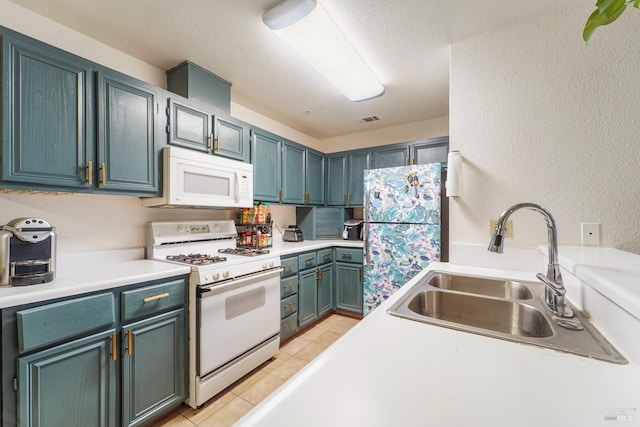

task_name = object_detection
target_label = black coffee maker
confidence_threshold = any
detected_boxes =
[342,219,363,240]
[0,218,56,286]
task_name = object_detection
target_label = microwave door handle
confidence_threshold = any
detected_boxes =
[235,171,241,203]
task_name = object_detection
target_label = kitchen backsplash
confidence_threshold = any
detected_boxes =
[0,192,295,255]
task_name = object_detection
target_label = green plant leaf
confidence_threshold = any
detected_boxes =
[583,0,628,42]
[634,0,640,8]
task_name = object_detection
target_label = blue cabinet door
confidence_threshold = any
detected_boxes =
[317,263,334,317]
[213,115,250,163]
[1,33,94,189]
[251,128,282,202]
[373,145,409,168]
[298,269,318,329]
[97,70,158,195]
[122,309,186,427]
[410,137,449,165]
[335,262,363,314]
[17,329,117,427]
[282,140,305,204]
[167,98,211,152]
[347,151,371,206]
[305,149,325,205]
[327,154,347,206]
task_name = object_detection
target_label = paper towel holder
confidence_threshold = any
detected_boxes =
[446,151,462,198]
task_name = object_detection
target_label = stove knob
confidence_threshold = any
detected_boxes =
[269,261,275,268]
[204,274,210,282]
[213,273,220,281]
[262,263,268,269]
[223,271,230,279]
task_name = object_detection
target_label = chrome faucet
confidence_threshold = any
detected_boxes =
[488,203,574,318]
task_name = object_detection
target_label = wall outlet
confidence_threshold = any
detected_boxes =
[490,220,513,238]
[581,223,600,246]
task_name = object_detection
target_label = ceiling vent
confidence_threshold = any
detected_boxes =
[359,115,380,123]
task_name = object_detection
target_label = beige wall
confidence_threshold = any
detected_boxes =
[449,6,640,254]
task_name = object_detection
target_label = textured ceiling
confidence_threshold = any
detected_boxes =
[8,0,585,139]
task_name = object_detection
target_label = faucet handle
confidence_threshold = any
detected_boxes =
[535,273,566,296]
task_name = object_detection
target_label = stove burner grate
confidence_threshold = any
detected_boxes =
[166,253,227,265]
[218,248,271,257]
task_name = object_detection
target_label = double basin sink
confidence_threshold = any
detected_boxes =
[388,271,626,364]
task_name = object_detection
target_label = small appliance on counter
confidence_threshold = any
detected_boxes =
[342,219,363,240]
[283,225,304,242]
[0,217,56,286]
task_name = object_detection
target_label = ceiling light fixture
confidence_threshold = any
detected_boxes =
[262,0,385,102]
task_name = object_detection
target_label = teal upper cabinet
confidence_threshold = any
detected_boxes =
[411,136,449,165]
[1,32,94,189]
[305,149,325,205]
[167,98,211,152]
[213,115,250,162]
[252,127,282,202]
[97,70,158,194]
[1,28,160,196]
[373,145,410,168]
[327,154,347,206]
[167,97,250,162]
[326,151,370,207]
[348,151,371,206]
[281,140,305,204]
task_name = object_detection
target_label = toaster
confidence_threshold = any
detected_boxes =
[283,225,304,242]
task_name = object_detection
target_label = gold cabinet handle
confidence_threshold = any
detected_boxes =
[305,257,314,262]
[284,321,294,328]
[100,162,107,186]
[215,136,220,152]
[208,134,214,151]
[86,161,93,185]
[279,188,284,202]
[111,333,117,361]
[358,267,362,282]
[283,283,293,289]
[316,268,323,280]
[342,253,353,259]
[343,194,347,205]
[348,193,351,205]
[143,292,169,303]
[127,329,133,356]
[284,302,294,309]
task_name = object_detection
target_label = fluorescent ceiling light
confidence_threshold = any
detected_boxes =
[263,0,384,102]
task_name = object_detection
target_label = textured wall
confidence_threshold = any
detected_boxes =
[450,6,640,254]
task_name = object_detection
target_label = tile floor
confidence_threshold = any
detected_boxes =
[154,313,360,427]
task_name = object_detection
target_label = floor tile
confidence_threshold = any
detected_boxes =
[230,369,268,395]
[328,321,355,335]
[293,341,328,362]
[314,315,341,330]
[297,325,325,341]
[238,373,285,405]
[181,392,235,425]
[337,316,361,326]
[260,350,292,374]
[279,336,311,355]
[313,330,342,347]
[268,355,308,381]
[154,411,196,427]
[199,397,254,427]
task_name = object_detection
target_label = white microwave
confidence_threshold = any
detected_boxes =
[142,146,253,208]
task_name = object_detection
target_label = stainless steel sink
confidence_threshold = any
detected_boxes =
[407,290,552,338]
[427,273,533,300]
[388,271,627,364]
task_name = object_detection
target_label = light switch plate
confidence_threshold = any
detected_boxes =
[581,223,600,246]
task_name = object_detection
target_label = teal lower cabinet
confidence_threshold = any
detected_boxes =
[317,263,334,318]
[17,329,117,427]
[122,309,185,427]
[335,247,364,315]
[298,253,318,329]
[1,275,188,427]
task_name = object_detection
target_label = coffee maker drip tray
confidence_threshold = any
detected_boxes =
[10,259,54,286]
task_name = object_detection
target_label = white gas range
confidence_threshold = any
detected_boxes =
[147,220,282,408]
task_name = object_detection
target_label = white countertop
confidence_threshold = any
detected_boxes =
[237,258,640,426]
[0,241,362,309]
[271,239,363,257]
[0,249,191,308]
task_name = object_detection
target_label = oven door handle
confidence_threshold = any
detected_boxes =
[198,268,283,296]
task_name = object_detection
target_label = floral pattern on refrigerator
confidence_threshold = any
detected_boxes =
[363,163,442,315]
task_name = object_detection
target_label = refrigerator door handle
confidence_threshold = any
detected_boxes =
[364,190,371,265]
